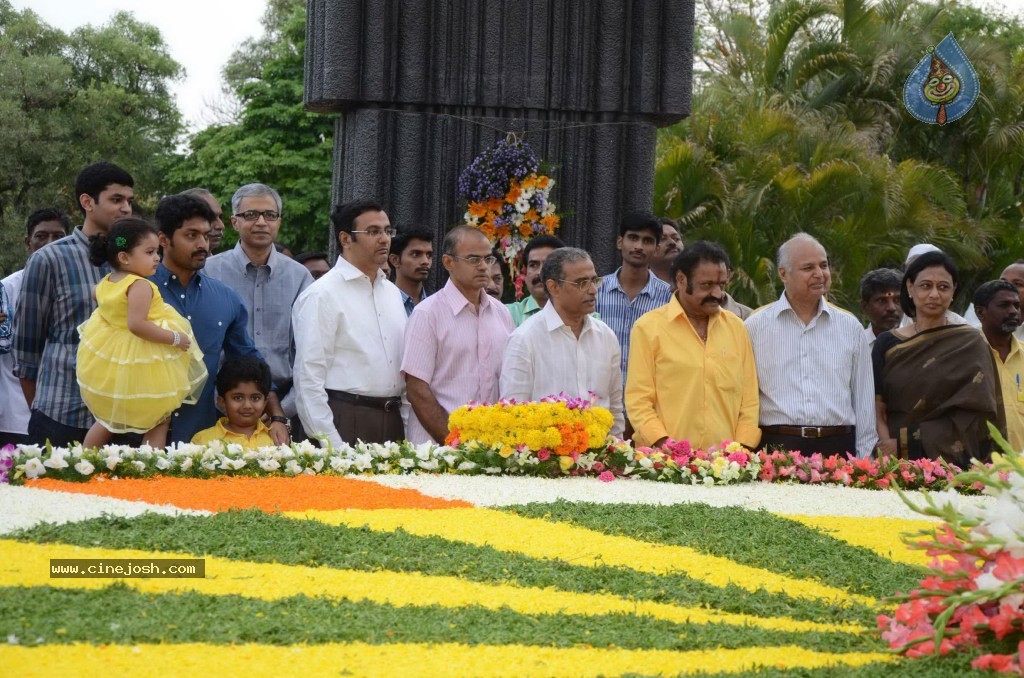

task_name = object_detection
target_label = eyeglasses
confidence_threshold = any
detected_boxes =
[351,227,397,238]
[557,277,603,291]
[450,254,498,266]
[235,210,281,222]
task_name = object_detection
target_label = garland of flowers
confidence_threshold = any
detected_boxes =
[458,136,560,295]
[1,437,977,493]
[879,427,1024,671]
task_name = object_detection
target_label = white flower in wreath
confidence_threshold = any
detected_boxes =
[155,456,172,471]
[414,446,432,462]
[18,444,43,457]
[201,460,218,471]
[398,458,416,470]
[284,460,303,475]
[328,456,347,471]
[258,458,281,472]
[23,457,46,479]
[483,466,502,474]
[312,459,324,473]
[294,439,318,455]
[510,212,524,226]
[43,451,69,470]
[74,459,95,476]
[353,454,373,472]
[104,453,121,471]
[542,201,556,216]
[375,462,390,473]
[457,461,477,471]
[132,461,146,473]
[180,457,193,472]
[443,454,458,466]
[418,459,439,471]
[515,197,531,213]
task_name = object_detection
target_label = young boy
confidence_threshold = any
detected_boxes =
[191,356,278,448]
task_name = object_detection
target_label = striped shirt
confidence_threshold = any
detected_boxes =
[745,292,877,457]
[12,228,106,429]
[401,279,514,444]
[595,268,672,376]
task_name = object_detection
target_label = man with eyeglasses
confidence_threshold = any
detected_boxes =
[204,184,313,428]
[626,241,761,450]
[500,248,624,436]
[293,199,408,448]
[402,225,514,444]
[1,208,71,446]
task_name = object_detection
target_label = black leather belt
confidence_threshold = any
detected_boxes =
[761,425,854,439]
[326,389,402,412]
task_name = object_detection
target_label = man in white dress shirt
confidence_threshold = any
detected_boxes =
[859,268,903,348]
[292,200,407,448]
[500,248,624,436]
[745,233,877,457]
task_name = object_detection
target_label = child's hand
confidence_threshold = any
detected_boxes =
[177,333,192,351]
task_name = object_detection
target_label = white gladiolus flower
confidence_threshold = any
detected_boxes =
[180,457,193,472]
[284,460,303,475]
[43,452,69,470]
[155,457,171,470]
[132,461,146,473]
[457,461,477,471]
[258,458,281,472]
[74,459,95,476]
[418,459,439,471]
[399,458,416,470]
[312,459,324,473]
[104,454,121,471]
[23,458,46,479]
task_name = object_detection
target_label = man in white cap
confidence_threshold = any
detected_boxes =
[898,244,965,327]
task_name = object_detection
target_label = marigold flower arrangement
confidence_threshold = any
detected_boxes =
[457,137,560,270]
[445,394,613,459]
[878,427,1024,672]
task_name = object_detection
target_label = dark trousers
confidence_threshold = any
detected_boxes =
[27,410,89,448]
[760,430,858,457]
[327,401,404,445]
[0,431,32,447]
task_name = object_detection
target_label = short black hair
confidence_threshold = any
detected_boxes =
[658,216,680,230]
[521,234,565,265]
[74,162,134,215]
[25,208,71,238]
[620,211,662,241]
[331,199,385,245]
[859,268,902,303]
[87,217,159,269]
[670,241,730,294]
[901,250,959,318]
[155,193,216,238]
[294,251,328,265]
[974,279,1019,309]
[216,356,272,397]
[390,228,435,258]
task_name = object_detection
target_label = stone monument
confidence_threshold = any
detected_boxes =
[304,0,693,277]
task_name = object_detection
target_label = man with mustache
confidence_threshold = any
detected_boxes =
[596,212,672,384]
[506,235,565,327]
[501,248,624,436]
[650,217,683,284]
[153,193,290,445]
[204,183,313,426]
[975,279,1024,451]
[625,241,759,449]
[964,260,1024,340]
[402,226,514,444]
[181,188,226,253]
[388,228,434,316]
[745,233,876,457]
[859,268,904,347]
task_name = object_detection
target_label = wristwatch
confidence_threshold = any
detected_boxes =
[269,416,292,433]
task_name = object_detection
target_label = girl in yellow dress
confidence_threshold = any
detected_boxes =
[78,218,207,448]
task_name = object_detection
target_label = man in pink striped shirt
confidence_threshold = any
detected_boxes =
[402,226,514,443]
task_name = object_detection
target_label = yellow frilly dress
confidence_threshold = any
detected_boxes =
[77,273,208,433]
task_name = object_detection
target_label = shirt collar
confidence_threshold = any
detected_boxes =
[229,242,284,273]
[70,227,90,246]
[775,290,828,320]
[520,295,542,315]
[334,255,384,283]
[606,267,662,297]
[154,262,204,287]
[440,278,489,315]
[216,417,271,438]
[539,298,593,333]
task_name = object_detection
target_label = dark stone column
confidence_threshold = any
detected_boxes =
[305,0,693,276]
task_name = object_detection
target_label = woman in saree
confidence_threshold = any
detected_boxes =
[873,251,1005,466]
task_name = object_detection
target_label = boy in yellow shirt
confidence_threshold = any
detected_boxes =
[191,357,278,449]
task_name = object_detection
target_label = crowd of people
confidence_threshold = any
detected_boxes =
[0,161,1020,467]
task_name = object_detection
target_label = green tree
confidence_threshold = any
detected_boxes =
[0,1,183,276]
[166,0,333,254]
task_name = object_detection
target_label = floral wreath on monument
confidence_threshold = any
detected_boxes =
[457,134,560,299]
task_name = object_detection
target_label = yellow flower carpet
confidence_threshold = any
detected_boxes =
[0,474,965,676]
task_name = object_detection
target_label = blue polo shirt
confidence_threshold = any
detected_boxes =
[151,264,265,444]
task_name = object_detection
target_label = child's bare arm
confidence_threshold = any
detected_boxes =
[126,279,190,350]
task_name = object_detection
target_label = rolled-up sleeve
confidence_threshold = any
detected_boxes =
[12,252,52,381]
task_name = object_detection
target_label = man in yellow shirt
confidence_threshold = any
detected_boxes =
[625,241,760,450]
[975,279,1024,452]
[192,357,278,449]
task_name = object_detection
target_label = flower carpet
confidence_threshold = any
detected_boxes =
[0,470,999,677]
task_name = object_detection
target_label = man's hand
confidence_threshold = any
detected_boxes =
[269,421,290,446]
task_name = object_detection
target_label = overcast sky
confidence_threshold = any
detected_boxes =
[11,0,1024,133]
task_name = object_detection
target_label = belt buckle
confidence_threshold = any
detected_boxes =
[800,426,820,439]
[384,399,400,412]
